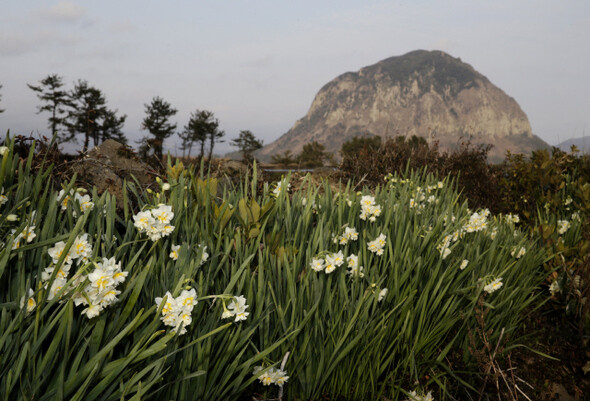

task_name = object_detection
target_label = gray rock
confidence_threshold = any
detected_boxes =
[70,140,155,207]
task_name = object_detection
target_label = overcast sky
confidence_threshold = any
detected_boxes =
[1,1,589,154]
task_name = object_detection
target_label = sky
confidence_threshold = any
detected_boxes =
[1,1,589,155]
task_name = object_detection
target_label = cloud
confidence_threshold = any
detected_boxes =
[38,1,86,23]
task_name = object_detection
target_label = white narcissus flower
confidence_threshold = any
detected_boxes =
[310,257,325,272]
[75,257,127,318]
[484,278,503,294]
[75,193,94,213]
[169,244,180,260]
[71,234,92,263]
[155,288,197,334]
[0,188,7,206]
[378,288,388,302]
[57,189,75,210]
[0,146,8,156]
[511,246,526,259]
[20,288,36,313]
[199,245,209,265]
[367,233,386,256]
[557,220,570,235]
[223,295,249,322]
[272,179,290,197]
[359,196,381,222]
[460,259,469,270]
[253,366,289,387]
[133,204,175,242]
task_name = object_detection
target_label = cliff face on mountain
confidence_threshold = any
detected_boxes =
[260,50,548,161]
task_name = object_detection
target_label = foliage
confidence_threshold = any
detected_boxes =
[340,135,382,160]
[497,147,590,336]
[271,150,296,166]
[0,134,551,400]
[140,97,178,161]
[230,130,263,164]
[297,140,331,168]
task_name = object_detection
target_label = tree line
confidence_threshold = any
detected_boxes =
[0,76,263,163]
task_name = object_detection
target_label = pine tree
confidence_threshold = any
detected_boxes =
[230,130,263,164]
[141,97,177,161]
[178,109,216,159]
[27,74,70,137]
[66,80,108,151]
[99,109,127,145]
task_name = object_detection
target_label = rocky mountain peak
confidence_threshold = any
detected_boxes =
[260,50,547,162]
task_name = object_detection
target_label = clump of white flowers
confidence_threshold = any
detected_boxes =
[360,195,382,222]
[57,189,94,213]
[406,390,434,401]
[310,257,325,272]
[271,179,290,197]
[334,226,359,245]
[133,204,175,241]
[253,366,289,387]
[155,288,197,335]
[511,246,526,259]
[73,257,128,319]
[222,295,250,322]
[367,233,387,256]
[44,233,93,300]
[504,213,520,224]
[11,224,36,250]
[463,209,490,233]
[483,277,503,294]
[324,251,344,273]
[557,219,570,235]
[346,253,364,277]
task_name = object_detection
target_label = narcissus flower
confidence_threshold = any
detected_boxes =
[484,277,503,294]
[367,233,386,255]
[133,204,175,241]
[155,288,197,334]
[511,246,526,259]
[20,288,36,313]
[253,366,290,387]
[557,220,570,235]
[170,244,180,260]
[222,295,250,322]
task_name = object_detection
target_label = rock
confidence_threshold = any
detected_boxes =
[70,140,156,207]
[259,50,549,162]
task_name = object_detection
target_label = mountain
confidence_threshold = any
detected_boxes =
[259,50,548,162]
[557,136,590,153]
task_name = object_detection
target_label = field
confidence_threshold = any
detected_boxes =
[0,135,588,400]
